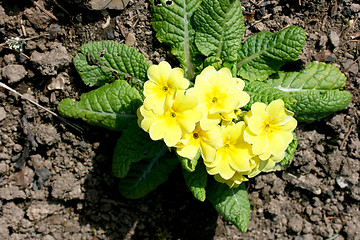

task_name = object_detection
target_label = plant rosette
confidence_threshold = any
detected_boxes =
[58,0,352,232]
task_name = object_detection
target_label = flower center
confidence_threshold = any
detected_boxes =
[193,133,199,139]
[264,123,273,133]
[162,86,169,92]
[224,144,230,148]
[211,97,218,103]
[170,112,176,118]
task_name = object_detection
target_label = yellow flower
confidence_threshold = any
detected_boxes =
[204,122,254,180]
[187,66,250,130]
[214,172,248,188]
[176,122,223,162]
[247,156,281,178]
[139,93,202,147]
[244,99,297,160]
[144,61,189,115]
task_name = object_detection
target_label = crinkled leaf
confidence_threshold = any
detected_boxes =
[182,160,207,201]
[112,121,168,178]
[58,80,142,131]
[208,182,250,232]
[243,80,297,110]
[288,89,352,122]
[267,62,347,90]
[178,149,201,172]
[266,62,352,122]
[118,149,179,199]
[73,41,150,87]
[194,0,244,62]
[204,56,223,70]
[151,0,202,80]
[237,26,306,81]
[265,132,298,172]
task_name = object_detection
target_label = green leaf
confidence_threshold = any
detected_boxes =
[118,149,179,199]
[58,80,142,131]
[243,80,297,110]
[112,121,168,178]
[178,149,201,172]
[151,0,202,80]
[288,89,352,122]
[204,56,223,70]
[266,62,352,122]
[182,161,207,201]
[194,0,244,62]
[266,62,347,90]
[73,41,151,87]
[264,132,298,172]
[208,182,250,232]
[236,26,306,81]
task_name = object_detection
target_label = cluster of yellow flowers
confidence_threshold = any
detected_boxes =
[137,61,297,188]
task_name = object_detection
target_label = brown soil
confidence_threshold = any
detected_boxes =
[0,0,359,239]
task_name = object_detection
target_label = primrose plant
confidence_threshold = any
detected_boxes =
[58,0,352,232]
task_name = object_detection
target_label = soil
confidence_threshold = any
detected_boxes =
[0,0,359,239]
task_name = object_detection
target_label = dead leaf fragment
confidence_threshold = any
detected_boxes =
[89,0,131,10]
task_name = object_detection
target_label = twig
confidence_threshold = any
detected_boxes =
[33,0,59,21]
[116,19,126,38]
[51,0,71,16]
[256,0,264,6]
[342,17,358,39]
[340,125,353,150]
[0,82,83,133]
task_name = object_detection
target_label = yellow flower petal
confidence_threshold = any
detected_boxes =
[149,118,182,147]
[176,140,200,159]
[200,141,217,162]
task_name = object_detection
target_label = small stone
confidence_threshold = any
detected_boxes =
[3,202,24,226]
[25,40,37,51]
[351,4,360,13]
[336,175,351,188]
[2,64,27,84]
[51,173,83,200]
[26,202,62,221]
[318,35,328,49]
[0,107,6,121]
[3,54,16,64]
[0,185,26,200]
[125,32,136,47]
[47,72,69,90]
[342,60,359,74]
[35,124,60,145]
[288,214,304,233]
[0,162,8,174]
[0,218,9,239]
[33,168,52,191]
[13,144,23,152]
[43,235,55,240]
[30,42,72,76]
[329,31,340,47]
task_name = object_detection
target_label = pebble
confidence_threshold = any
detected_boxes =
[318,35,328,49]
[288,214,304,233]
[342,60,359,74]
[351,4,360,13]
[125,32,136,47]
[47,72,69,91]
[0,107,6,121]
[3,54,16,64]
[2,64,27,84]
[30,42,72,76]
[329,31,340,47]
